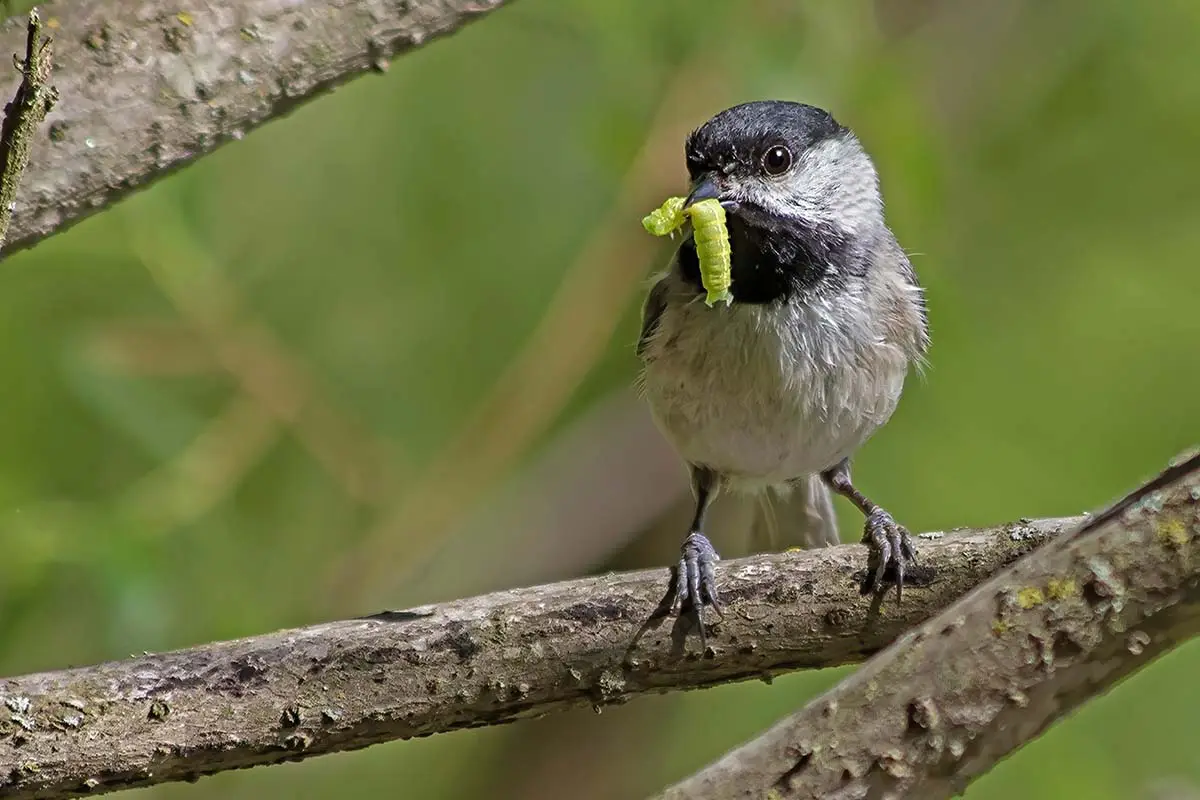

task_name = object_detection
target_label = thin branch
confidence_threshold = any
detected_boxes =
[658,450,1200,800]
[0,8,55,250]
[0,514,1083,799]
[0,0,512,263]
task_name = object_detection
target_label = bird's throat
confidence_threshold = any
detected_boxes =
[678,210,852,305]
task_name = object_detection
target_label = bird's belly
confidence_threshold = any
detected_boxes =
[646,389,877,489]
[641,304,907,489]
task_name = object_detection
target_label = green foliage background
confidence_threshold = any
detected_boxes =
[1,0,1197,797]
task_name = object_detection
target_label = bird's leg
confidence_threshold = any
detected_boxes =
[668,466,724,642]
[821,458,916,599]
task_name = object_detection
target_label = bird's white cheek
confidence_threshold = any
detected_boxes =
[738,181,837,229]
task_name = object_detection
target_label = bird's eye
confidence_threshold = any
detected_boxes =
[761,145,792,176]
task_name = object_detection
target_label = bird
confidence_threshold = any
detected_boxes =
[635,100,929,637]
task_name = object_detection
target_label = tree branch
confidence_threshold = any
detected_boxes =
[0,0,512,263]
[658,450,1200,800]
[0,515,1083,799]
[0,8,55,250]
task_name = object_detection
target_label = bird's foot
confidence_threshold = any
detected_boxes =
[860,508,917,600]
[668,531,724,646]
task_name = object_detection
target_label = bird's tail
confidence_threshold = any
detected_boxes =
[747,475,842,552]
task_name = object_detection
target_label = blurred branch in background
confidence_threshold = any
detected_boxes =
[108,209,399,531]
[0,9,54,249]
[661,451,1200,800]
[81,319,219,377]
[330,58,733,608]
[1146,778,1200,800]
[0,0,512,262]
[119,393,279,531]
[0,511,1099,800]
[400,387,690,598]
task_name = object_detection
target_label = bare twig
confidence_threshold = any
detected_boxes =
[0,514,1082,799]
[0,8,55,249]
[0,0,511,263]
[658,450,1200,800]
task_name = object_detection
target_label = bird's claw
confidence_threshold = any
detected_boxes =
[668,531,723,645]
[860,508,917,600]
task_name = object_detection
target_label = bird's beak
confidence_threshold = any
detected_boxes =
[683,176,722,210]
[684,175,740,215]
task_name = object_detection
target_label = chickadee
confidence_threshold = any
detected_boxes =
[637,101,929,633]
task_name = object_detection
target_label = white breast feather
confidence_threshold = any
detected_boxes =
[639,281,910,492]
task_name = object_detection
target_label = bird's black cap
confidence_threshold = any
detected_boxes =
[684,101,847,179]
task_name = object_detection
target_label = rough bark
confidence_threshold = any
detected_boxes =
[658,451,1200,800]
[0,515,1082,799]
[0,0,511,263]
[0,9,56,249]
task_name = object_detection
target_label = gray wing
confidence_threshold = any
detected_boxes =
[747,475,841,552]
[636,275,669,361]
[879,230,931,361]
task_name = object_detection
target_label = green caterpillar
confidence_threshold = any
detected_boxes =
[641,196,733,307]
